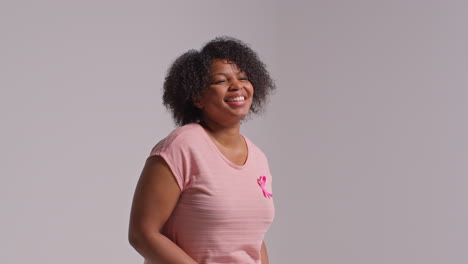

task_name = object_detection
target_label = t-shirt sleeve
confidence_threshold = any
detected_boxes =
[147,135,191,192]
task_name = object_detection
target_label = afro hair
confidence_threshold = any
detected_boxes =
[162,36,276,126]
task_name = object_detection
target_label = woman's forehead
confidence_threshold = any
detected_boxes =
[210,59,242,73]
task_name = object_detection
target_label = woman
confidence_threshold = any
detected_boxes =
[129,36,276,264]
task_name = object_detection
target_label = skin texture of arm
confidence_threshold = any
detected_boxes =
[128,155,198,264]
[261,241,269,264]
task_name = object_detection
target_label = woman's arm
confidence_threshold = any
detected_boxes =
[261,240,269,264]
[129,156,197,264]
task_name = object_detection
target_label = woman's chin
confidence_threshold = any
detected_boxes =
[214,112,250,126]
[231,108,250,120]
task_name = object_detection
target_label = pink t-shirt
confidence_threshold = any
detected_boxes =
[145,123,275,264]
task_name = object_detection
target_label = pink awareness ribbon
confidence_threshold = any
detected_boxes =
[257,176,273,198]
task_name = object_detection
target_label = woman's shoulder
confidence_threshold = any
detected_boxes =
[165,122,203,143]
[150,123,203,154]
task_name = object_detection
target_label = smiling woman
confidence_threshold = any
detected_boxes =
[161,36,275,126]
[128,36,277,264]
[194,59,254,126]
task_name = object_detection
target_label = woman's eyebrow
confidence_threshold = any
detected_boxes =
[212,71,246,76]
[213,73,228,76]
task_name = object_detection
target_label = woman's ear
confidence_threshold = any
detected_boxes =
[193,96,203,109]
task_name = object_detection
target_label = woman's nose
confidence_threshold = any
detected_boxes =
[229,80,243,91]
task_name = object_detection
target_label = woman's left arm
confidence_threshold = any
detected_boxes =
[261,240,269,264]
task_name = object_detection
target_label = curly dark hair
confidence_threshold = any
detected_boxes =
[162,36,276,126]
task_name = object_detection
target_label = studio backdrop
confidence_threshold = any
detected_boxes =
[1,0,467,263]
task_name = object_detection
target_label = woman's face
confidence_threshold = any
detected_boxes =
[195,59,254,125]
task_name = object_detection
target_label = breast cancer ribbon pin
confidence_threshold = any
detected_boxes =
[257,176,273,198]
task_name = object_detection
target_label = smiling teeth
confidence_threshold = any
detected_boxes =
[226,96,245,102]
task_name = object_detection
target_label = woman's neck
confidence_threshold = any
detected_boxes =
[199,119,243,148]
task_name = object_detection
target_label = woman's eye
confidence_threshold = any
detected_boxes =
[214,80,225,84]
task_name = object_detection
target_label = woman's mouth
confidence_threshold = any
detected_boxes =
[225,96,246,106]
[225,96,245,102]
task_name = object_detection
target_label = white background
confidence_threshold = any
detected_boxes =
[1,0,467,263]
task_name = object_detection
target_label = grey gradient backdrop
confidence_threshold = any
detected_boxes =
[1,0,467,263]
